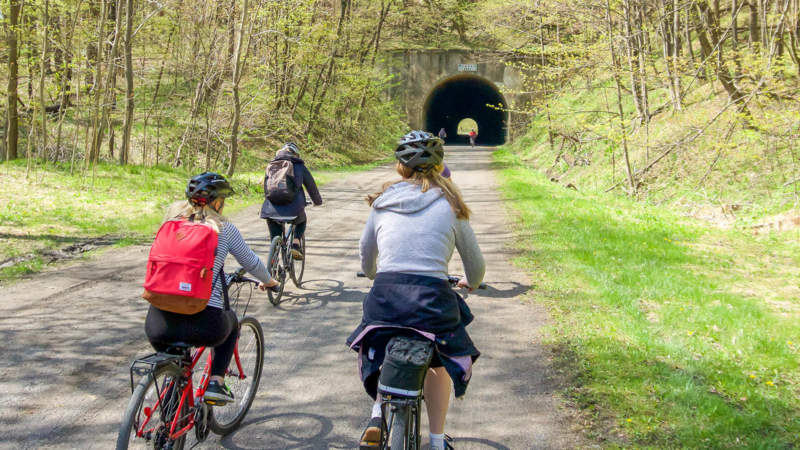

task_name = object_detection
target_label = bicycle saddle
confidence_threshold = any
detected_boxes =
[161,342,193,356]
[271,215,298,222]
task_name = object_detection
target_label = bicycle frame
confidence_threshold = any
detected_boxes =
[277,222,296,254]
[130,339,249,442]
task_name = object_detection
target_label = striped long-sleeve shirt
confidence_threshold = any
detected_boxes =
[207,222,271,309]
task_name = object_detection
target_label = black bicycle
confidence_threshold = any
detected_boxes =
[356,273,485,450]
[265,212,308,305]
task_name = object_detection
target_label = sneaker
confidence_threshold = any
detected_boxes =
[290,243,304,260]
[204,380,234,405]
[359,417,382,449]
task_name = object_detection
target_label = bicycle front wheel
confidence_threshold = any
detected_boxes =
[116,363,186,450]
[266,235,286,306]
[290,235,305,287]
[209,317,265,435]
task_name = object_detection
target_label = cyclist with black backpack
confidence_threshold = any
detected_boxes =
[143,172,279,405]
[260,142,323,260]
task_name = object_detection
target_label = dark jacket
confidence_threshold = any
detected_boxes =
[347,272,480,399]
[260,151,323,222]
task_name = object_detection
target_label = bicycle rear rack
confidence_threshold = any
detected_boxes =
[128,352,186,393]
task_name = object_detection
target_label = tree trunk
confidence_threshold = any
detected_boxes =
[39,0,51,159]
[305,0,350,135]
[696,0,752,118]
[227,0,250,177]
[355,0,392,124]
[623,0,644,121]
[92,0,123,164]
[749,0,760,48]
[87,0,109,166]
[671,0,683,110]
[143,25,173,165]
[606,0,637,195]
[6,0,21,160]
[121,0,134,165]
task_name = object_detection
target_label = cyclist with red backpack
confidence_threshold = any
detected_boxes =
[143,172,279,404]
[260,142,323,260]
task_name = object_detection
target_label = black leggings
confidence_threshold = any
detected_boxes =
[267,219,306,241]
[145,306,238,377]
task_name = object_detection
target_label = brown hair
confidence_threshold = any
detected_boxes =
[367,162,471,219]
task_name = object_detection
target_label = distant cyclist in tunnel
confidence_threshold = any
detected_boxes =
[468,129,477,147]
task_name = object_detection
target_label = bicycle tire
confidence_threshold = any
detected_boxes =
[209,317,265,435]
[116,363,186,450]
[266,235,286,306]
[390,406,411,450]
[290,235,305,286]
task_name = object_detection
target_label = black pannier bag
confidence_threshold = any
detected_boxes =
[378,336,434,397]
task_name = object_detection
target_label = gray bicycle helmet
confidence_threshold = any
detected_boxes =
[282,142,300,155]
[395,130,444,171]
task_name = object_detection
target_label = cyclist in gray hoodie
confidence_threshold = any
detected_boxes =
[348,131,485,450]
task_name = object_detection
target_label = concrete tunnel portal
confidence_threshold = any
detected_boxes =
[423,74,509,146]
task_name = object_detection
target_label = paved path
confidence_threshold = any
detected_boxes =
[0,146,582,449]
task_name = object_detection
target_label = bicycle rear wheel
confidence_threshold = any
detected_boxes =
[116,364,186,450]
[266,235,286,306]
[289,235,305,286]
[390,406,411,450]
[209,317,265,435]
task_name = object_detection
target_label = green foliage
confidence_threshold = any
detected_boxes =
[495,148,800,447]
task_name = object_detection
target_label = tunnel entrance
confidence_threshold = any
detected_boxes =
[423,74,508,146]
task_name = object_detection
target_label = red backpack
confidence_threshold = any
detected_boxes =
[142,219,219,314]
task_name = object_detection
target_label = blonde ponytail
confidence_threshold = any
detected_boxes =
[163,200,226,233]
[367,162,471,219]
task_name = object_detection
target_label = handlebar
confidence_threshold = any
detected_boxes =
[356,272,486,290]
[227,267,260,285]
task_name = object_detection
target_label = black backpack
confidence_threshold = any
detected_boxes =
[265,159,298,205]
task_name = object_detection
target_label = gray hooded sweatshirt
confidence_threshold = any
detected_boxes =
[359,182,485,288]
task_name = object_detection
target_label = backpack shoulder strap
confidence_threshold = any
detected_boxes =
[211,226,231,311]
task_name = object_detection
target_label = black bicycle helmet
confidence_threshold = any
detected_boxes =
[282,142,300,155]
[395,130,444,171]
[185,172,234,206]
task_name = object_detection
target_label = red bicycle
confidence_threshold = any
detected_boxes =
[116,269,265,449]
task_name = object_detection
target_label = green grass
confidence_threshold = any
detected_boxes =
[494,148,800,447]
[0,158,387,281]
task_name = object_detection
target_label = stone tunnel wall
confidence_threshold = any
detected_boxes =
[385,49,535,143]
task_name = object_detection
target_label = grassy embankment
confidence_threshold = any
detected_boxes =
[0,158,387,281]
[514,76,800,224]
[495,148,799,447]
